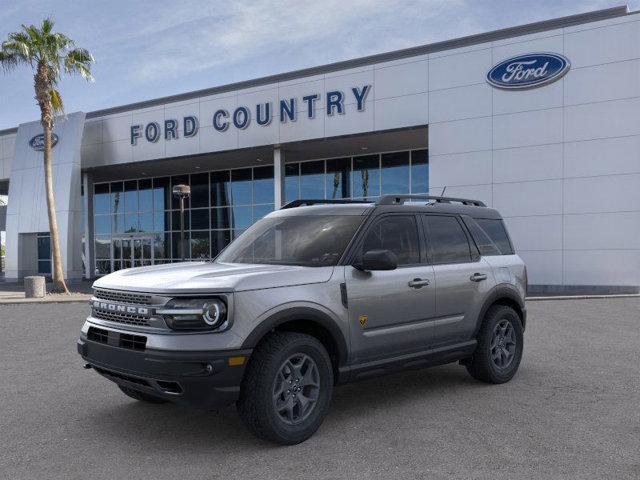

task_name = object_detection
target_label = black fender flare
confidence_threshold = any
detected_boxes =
[473,284,527,336]
[241,306,349,367]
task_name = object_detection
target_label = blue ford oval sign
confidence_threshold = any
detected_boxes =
[487,53,570,90]
[29,133,59,151]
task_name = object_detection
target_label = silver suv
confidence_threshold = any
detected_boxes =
[78,195,527,444]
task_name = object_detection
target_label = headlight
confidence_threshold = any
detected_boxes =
[158,298,228,331]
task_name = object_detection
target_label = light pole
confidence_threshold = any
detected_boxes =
[172,184,191,261]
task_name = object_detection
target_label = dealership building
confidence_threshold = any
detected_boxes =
[0,5,639,294]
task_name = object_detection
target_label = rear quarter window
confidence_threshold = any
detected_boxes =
[467,217,514,255]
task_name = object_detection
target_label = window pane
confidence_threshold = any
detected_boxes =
[120,239,131,260]
[172,232,187,259]
[191,208,210,230]
[190,173,209,208]
[231,169,252,205]
[253,204,274,221]
[153,177,171,211]
[153,211,168,232]
[95,236,110,258]
[111,182,123,215]
[300,161,324,199]
[381,151,409,195]
[96,260,111,275]
[362,216,420,265]
[154,233,169,259]
[232,205,252,229]
[37,234,51,260]
[211,171,231,207]
[212,230,232,256]
[284,163,300,203]
[326,158,351,199]
[94,183,110,215]
[212,207,231,229]
[112,214,125,234]
[138,179,153,212]
[124,213,138,232]
[475,218,514,255]
[424,215,471,264]
[171,210,190,231]
[139,213,153,232]
[171,175,190,209]
[94,214,111,235]
[253,166,274,204]
[190,231,210,259]
[124,180,138,213]
[353,155,380,200]
[411,150,429,194]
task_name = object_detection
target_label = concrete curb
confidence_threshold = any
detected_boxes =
[526,294,640,301]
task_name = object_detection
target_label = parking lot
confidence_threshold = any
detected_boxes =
[0,297,638,479]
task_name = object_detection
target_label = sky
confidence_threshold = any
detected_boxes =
[0,0,638,130]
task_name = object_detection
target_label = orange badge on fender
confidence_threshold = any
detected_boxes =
[358,315,368,327]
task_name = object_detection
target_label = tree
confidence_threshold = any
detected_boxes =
[0,18,93,293]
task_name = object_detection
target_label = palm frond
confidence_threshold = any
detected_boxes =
[0,51,19,71]
[64,47,94,81]
[41,17,54,35]
[50,87,64,113]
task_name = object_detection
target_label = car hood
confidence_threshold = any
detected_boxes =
[92,262,335,294]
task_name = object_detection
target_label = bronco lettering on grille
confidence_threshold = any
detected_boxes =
[92,300,150,316]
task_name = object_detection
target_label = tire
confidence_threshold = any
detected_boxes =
[237,331,334,445]
[118,385,168,404]
[466,305,524,384]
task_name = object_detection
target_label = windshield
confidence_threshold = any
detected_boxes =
[216,215,364,266]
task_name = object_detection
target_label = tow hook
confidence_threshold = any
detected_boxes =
[83,363,92,370]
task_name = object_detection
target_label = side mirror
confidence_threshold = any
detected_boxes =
[355,249,398,271]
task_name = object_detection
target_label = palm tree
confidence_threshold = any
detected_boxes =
[0,18,93,293]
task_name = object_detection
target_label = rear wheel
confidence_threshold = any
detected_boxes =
[118,385,168,404]
[466,305,523,384]
[237,331,333,444]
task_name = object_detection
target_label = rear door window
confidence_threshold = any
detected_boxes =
[423,215,472,264]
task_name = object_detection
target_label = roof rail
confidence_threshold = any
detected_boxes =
[376,194,486,207]
[281,199,373,209]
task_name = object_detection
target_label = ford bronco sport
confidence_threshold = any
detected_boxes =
[78,195,527,444]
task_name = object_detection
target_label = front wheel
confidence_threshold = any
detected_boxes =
[466,305,524,384]
[237,332,334,444]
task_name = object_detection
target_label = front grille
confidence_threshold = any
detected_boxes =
[87,326,147,351]
[87,326,109,344]
[119,333,147,351]
[92,308,151,327]
[94,289,153,305]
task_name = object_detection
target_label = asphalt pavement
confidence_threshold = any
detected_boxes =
[0,298,638,479]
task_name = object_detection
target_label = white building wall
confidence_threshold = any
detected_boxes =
[0,133,16,180]
[427,16,640,289]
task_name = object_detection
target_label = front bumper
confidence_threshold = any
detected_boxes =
[77,336,251,409]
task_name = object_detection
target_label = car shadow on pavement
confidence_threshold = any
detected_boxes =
[80,363,496,449]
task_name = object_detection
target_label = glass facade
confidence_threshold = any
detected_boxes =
[93,166,274,275]
[285,149,428,202]
[92,148,427,275]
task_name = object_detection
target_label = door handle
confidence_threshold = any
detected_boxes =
[408,278,430,288]
[470,273,487,282]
